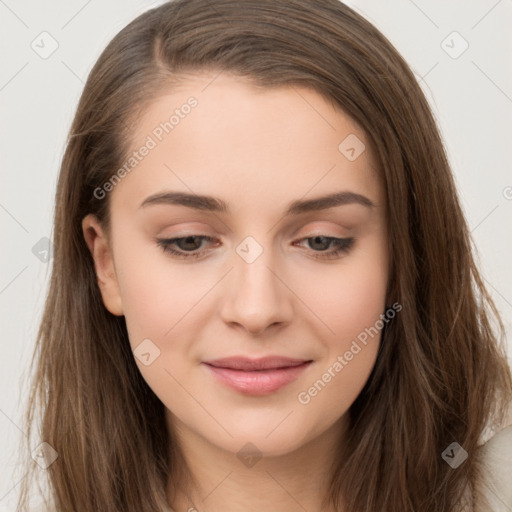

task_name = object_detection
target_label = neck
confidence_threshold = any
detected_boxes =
[165,412,347,512]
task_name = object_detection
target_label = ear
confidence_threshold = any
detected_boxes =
[81,214,124,316]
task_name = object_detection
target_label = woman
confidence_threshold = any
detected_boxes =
[17,1,512,511]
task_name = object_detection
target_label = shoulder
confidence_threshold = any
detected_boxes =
[473,424,512,512]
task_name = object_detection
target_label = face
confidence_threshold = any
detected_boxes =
[83,72,389,458]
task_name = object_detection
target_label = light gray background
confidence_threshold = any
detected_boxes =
[1,1,511,509]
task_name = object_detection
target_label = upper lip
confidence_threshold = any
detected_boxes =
[203,356,312,371]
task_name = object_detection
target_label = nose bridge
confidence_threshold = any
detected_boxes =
[220,234,293,333]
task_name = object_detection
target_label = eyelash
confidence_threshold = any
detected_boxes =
[156,235,355,260]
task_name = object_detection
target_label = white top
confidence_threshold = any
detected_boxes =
[472,424,512,511]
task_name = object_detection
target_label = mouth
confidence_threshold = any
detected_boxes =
[202,356,313,395]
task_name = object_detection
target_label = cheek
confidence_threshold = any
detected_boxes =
[114,239,206,344]
[332,265,387,341]
[296,240,388,344]
[294,245,387,410]
[114,247,203,406]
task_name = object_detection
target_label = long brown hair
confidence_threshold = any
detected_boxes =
[16,1,512,511]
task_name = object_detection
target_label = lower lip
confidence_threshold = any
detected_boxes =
[202,361,312,396]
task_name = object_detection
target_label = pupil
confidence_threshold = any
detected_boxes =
[311,236,329,251]
[183,236,199,250]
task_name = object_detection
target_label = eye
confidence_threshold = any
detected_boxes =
[156,234,355,260]
[156,235,218,259]
[293,235,355,260]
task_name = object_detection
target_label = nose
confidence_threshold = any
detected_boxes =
[220,243,294,336]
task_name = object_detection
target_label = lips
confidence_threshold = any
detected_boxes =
[202,356,313,395]
[204,356,311,371]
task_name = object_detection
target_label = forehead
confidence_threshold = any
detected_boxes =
[111,72,384,217]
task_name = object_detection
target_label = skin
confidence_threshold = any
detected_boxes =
[82,72,389,512]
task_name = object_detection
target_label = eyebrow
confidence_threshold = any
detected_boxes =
[139,190,375,215]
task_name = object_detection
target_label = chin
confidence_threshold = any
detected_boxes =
[206,420,318,459]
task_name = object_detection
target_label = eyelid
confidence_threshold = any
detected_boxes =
[290,220,351,238]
